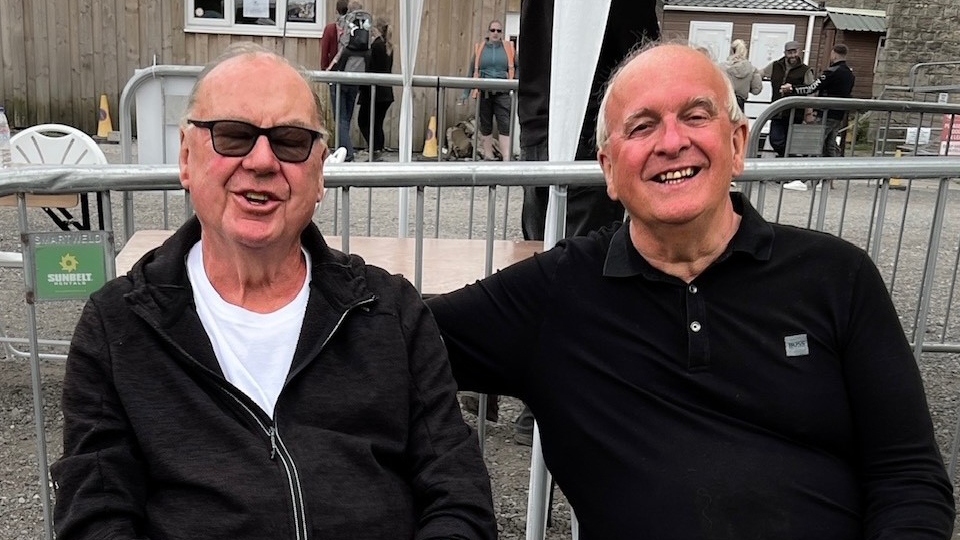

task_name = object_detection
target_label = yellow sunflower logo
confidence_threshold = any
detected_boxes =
[59,254,79,272]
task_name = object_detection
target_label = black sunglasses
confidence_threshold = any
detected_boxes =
[489,28,502,33]
[187,119,323,163]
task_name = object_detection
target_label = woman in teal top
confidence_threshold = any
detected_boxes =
[465,20,515,161]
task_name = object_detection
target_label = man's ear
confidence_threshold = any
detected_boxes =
[597,148,620,202]
[178,128,191,191]
[730,121,748,178]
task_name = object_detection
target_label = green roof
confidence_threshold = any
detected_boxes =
[827,7,886,32]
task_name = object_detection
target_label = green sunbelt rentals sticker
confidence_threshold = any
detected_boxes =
[31,233,109,301]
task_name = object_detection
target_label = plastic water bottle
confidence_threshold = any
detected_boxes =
[0,106,11,168]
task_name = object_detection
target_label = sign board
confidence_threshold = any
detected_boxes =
[906,127,932,146]
[28,232,111,302]
[133,70,197,164]
[941,114,960,156]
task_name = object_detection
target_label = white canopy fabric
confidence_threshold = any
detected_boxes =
[398,0,425,163]
[529,4,612,539]
[397,0,425,235]
[543,0,612,247]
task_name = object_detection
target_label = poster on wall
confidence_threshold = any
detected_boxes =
[243,0,269,18]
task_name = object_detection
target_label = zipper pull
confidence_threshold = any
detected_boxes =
[268,426,278,460]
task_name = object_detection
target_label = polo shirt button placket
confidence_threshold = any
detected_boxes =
[688,284,698,294]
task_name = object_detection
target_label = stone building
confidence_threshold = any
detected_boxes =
[830,0,960,98]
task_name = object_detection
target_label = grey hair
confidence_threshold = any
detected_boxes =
[182,42,325,131]
[596,41,746,151]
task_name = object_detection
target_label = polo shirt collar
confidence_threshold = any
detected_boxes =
[603,192,774,278]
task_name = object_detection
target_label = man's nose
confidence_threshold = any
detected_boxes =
[243,135,280,170]
[655,118,690,155]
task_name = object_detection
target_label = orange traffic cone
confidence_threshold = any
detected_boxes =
[97,94,113,139]
[422,115,438,158]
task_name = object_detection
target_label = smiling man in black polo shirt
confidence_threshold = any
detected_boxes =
[427,43,954,539]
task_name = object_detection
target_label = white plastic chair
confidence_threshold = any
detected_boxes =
[11,123,108,166]
[3,124,109,228]
[0,124,107,360]
[315,146,347,218]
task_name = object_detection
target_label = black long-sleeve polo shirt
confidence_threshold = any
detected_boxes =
[427,193,954,539]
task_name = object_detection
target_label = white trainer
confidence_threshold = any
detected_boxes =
[783,180,808,192]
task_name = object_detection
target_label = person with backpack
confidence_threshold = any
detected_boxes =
[326,1,373,162]
[320,0,349,79]
[357,18,394,161]
[463,20,515,161]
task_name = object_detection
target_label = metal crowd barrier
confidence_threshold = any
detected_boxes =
[4,154,960,539]
[117,66,519,241]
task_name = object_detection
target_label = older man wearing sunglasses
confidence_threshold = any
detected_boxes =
[51,43,496,540]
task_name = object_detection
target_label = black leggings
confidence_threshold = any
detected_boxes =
[358,97,392,152]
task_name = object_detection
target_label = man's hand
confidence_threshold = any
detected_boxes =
[780,83,793,94]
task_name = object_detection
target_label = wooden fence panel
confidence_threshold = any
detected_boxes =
[1,0,521,139]
[49,0,71,128]
[68,0,83,128]
[0,0,29,126]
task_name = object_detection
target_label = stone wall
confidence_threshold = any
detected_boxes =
[831,0,960,98]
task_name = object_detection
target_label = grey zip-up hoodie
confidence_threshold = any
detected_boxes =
[724,57,763,100]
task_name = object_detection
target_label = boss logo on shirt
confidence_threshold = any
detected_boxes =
[784,334,809,357]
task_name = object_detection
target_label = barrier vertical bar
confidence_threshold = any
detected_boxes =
[414,186,425,292]
[524,426,552,540]
[341,187,351,255]
[888,182,914,293]
[911,177,950,362]
[17,194,54,540]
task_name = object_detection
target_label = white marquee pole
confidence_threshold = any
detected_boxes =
[526,1,611,539]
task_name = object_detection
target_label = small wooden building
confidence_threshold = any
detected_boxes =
[662,0,827,72]
[816,7,886,99]
[0,0,522,147]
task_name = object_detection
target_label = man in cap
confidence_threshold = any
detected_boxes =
[760,40,815,158]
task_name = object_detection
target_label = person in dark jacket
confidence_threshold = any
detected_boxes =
[760,40,816,157]
[50,42,496,540]
[427,43,955,539]
[358,17,395,161]
[781,43,856,158]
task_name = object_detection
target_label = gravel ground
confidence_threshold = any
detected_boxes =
[1,143,960,538]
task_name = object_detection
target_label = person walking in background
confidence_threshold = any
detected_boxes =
[760,40,815,157]
[320,0,349,79]
[723,39,762,112]
[464,20,515,161]
[321,0,349,151]
[51,42,496,540]
[326,1,373,162]
[358,17,395,161]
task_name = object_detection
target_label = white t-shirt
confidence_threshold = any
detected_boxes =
[186,241,310,418]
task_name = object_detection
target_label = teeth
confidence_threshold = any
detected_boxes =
[657,167,696,183]
[244,192,269,203]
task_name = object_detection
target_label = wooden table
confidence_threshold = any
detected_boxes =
[115,230,541,295]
